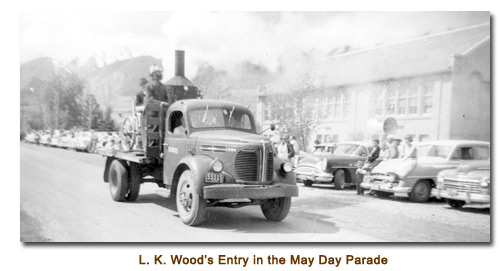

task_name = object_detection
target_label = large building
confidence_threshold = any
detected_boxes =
[257,24,490,144]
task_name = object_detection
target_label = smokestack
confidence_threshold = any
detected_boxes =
[175,50,185,77]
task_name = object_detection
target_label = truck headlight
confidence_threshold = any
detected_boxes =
[211,160,223,173]
[281,162,293,173]
[480,177,490,188]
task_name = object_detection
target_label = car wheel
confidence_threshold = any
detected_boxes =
[109,160,129,202]
[333,170,345,190]
[261,197,292,221]
[446,199,466,209]
[374,191,392,198]
[409,180,431,203]
[176,170,207,226]
[303,180,313,187]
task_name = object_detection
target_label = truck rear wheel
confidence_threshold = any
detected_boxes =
[260,197,291,221]
[176,170,206,226]
[126,163,141,202]
[109,160,129,202]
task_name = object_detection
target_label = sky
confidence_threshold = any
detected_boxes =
[20,11,490,77]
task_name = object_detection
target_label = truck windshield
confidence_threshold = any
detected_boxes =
[189,107,254,131]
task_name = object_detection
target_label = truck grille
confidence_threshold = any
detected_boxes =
[266,151,274,182]
[235,149,259,182]
[234,149,274,182]
[443,178,482,193]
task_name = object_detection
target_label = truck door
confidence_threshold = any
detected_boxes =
[163,110,188,185]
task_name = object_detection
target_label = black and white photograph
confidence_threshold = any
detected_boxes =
[19,11,491,242]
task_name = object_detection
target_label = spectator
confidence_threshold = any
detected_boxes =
[276,134,295,161]
[289,135,300,153]
[367,139,381,163]
[400,135,417,160]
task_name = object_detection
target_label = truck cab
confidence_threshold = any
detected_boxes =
[101,99,298,226]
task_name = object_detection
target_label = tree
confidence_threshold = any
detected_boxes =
[265,72,325,149]
[192,63,231,99]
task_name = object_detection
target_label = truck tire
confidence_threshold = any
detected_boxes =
[303,180,313,187]
[446,199,466,209]
[176,170,207,226]
[109,160,130,202]
[260,197,291,221]
[126,163,141,202]
[409,180,431,203]
[333,170,346,190]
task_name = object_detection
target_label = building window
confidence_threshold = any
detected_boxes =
[343,92,351,117]
[397,85,408,115]
[422,83,434,114]
[317,88,351,120]
[408,86,418,115]
[263,101,271,121]
[386,86,396,115]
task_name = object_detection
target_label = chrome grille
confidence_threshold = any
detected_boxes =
[266,151,274,182]
[235,149,259,182]
[443,178,482,193]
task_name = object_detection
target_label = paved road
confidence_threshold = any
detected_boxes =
[20,143,490,242]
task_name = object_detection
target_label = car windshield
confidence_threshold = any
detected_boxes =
[189,106,254,131]
[333,144,367,156]
[418,144,453,159]
[312,145,334,154]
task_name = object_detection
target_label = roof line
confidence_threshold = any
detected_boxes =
[462,36,491,55]
[324,23,491,61]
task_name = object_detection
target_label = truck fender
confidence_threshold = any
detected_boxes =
[273,158,297,185]
[169,155,213,197]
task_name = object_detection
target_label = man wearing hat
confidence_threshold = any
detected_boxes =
[145,65,171,104]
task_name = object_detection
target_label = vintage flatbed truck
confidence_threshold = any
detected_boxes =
[96,51,298,226]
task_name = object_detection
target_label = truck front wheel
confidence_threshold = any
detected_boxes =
[109,160,129,202]
[176,170,207,226]
[260,197,291,221]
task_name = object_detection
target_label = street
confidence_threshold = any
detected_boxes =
[20,143,490,242]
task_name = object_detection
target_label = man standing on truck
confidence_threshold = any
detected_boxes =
[145,65,172,104]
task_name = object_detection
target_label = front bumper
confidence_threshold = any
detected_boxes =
[295,169,333,182]
[203,183,299,200]
[360,181,412,193]
[431,188,490,204]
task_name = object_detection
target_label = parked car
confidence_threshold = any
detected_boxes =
[361,140,490,203]
[74,131,93,152]
[432,160,490,208]
[294,141,373,189]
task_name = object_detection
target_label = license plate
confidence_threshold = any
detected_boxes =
[206,173,224,183]
[447,189,458,196]
[371,184,379,190]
